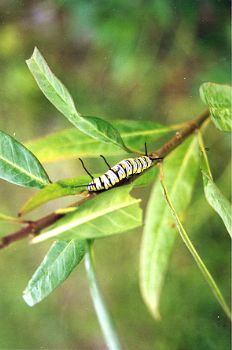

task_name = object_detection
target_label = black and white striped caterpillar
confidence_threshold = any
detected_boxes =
[79,148,161,193]
[87,156,153,192]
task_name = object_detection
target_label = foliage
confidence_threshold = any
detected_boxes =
[200,83,231,132]
[31,185,142,243]
[23,239,86,306]
[0,49,231,329]
[27,48,130,152]
[140,137,199,319]
[198,131,232,238]
[0,2,230,346]
[0,130,50,189]
[26,121,173,163]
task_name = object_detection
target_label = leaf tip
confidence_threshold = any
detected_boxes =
[22,290,35,307]
[147,300,161,321]
[26,46,39,65]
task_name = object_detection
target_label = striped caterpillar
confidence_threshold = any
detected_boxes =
[79,145,162,192]
[86,156,153,192]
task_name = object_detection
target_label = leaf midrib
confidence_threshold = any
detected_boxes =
[0,154,47,186]
[25,240,78,294]
[30,53,126,147]
[28,51,77,116]
[27,126,172,150]
[33,197,141,243]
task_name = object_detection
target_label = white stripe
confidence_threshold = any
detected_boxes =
[139,157,147,169]
[121,160,133,176]
[101,175,111,189]
[94,177,102,190]
[105,170,119,184]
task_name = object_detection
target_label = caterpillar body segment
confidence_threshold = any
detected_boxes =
[87,156,153,192]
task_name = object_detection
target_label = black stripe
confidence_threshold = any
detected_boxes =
[125,160,132,176]
[142,157,148,167]
[118,164,127,178]
[132,159,137,174]
[111,167,121,181]
[104,173,113,186]
[99,176,105,189]
[90,184,96,191]
[136,159,143,173]
[106,170,118,185]
[135,158,141,172]
[141,157,147,168]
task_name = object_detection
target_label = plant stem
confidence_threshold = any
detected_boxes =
[152,109,209,159]
[85,240,123,350]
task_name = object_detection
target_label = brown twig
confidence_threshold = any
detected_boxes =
[0,110,209,250]
[150,109,209,159]
[0,193,93,249]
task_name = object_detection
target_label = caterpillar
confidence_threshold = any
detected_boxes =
[79,144,162,193]
[86,156,153,192]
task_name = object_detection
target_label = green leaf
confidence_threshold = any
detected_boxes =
[198,131,232,238]
[133,166,158,187]
[26,120,173,163]
[203,174,232,237]
[32,186,142,243]
[20,165,157,215]
[140,137,199,319]
[26,47,129,151]
[160,173,231,320]
[23,239,86,306]
[19,176,90,216]
[0,212,22,224]
[0,130,50,189]
[200,83,232,132]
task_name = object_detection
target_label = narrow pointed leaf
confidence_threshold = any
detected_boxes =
[160,174,231,320]
[26,47,129,151]
[26,120,173,163]
[20,166,157,216]
[19,176,90,216]
[0,131,50,188]
[200,83,232,132]
[198,131,232,238]
[23,239,86,306]
[140,137,199,319]
[32,186,142,243]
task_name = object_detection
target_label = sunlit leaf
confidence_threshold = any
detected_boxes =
[19,176,89,216]
[140,137,199,319]
[20,165,158,215]
[23,239,86,306]
[160,172,231,320]
[200,83,232,132]
[26,47,129,151]
[26,120,173,163]
[0,130,50,189]
[32,186,142,243]
[198,131,232,238]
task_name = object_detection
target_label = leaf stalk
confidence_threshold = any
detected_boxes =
[85,241,123,350]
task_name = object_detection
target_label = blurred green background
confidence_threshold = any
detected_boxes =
[0,1,230,349]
